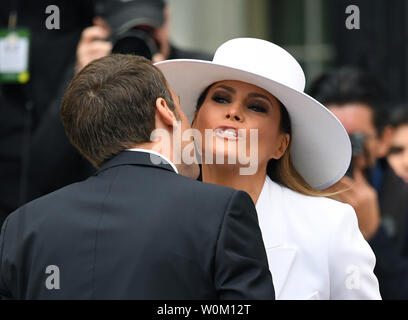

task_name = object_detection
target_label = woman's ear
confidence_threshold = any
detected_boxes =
[155,97,177,127]
[272,133,290,160]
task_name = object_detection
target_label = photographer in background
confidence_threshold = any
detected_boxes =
[0,0,95,228]
[76,0,211,73]
[310,67,408,299]
[386,107,408,186]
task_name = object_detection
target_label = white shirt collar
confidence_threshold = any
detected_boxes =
[126,148,179,174]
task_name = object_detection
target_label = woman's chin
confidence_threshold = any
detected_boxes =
[198,148,235,166]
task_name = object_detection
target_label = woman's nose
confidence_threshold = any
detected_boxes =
[225,103,243,122]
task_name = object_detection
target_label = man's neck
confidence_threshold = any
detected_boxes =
[129,143,199,179]
[128,144,178,173]
[130,141,175,164]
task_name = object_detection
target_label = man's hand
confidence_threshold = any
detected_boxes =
[75,17,112,73]
[328,169,381,240]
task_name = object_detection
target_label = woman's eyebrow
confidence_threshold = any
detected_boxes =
[248,92,273,104]
[215,85,236,93]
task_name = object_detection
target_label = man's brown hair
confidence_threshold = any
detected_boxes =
[61,54,176,168]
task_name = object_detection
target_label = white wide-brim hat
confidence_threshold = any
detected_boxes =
[155,38,351,190]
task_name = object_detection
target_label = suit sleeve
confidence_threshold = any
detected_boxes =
[214,190,275,300]
[328,204,382,299]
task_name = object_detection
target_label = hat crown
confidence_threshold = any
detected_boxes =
[213,38,306,92]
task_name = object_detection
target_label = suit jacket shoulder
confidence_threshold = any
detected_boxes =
[0,151,274,299]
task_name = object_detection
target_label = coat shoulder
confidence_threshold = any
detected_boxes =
[277,181,357,228]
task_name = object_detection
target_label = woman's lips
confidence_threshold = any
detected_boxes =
[214,127,239,140]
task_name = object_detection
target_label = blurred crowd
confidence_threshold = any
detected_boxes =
[1,0,408,299]
[310,68,408,299]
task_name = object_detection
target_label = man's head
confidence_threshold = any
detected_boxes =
[309,67,388,169]
[61,54,179,168]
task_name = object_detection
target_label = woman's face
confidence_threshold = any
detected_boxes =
[387,124,408,183]
[193,80,289,171]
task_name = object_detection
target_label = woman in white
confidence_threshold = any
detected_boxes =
[156,38,381,300]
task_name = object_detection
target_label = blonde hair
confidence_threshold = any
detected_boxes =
[268,144,343,197]
[267,103,341,197]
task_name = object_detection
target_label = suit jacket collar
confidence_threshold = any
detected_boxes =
[95,150,177,175]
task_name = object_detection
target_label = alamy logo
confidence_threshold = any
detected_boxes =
[45,265,60,290]
[150,123,260,175]
[345,5,360,30]
[346,265,361,290]
[45,5,60,30]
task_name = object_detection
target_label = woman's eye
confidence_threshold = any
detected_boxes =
[212,95,230,104]
[389,146,404,155]
[248,105,267,113]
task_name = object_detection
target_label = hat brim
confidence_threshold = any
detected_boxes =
[155,59,351,190]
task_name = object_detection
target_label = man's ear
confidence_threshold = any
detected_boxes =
[155,97,177,127]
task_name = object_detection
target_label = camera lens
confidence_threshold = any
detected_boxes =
[111,29,159,60]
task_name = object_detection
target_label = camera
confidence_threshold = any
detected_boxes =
[345,132,365,177]
[95,0,165,60]
[111,28,159,60]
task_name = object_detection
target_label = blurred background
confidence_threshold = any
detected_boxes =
[169,0,407,106]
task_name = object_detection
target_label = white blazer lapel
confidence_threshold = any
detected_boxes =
[256,176,297,298]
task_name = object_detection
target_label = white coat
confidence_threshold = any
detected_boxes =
[256,176,382,300]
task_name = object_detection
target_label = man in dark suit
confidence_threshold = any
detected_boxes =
[0,54,275,299]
